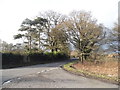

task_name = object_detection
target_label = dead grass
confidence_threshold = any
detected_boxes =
[73,60,118,78]
[63,56,119,83]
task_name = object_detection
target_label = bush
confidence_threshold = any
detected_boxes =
[2,53,23,65]
[29,52,44,62]
[2,52,69,68]
[44,52,69,61]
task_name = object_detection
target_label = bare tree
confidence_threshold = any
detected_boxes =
[64,11,105,63]
[50,23,69,53]
[39,11,67,52]
[0,40,14,52]
[107,22,119,53]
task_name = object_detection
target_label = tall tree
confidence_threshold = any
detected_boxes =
[14,18,36,52]
[50,23,69,53]
[64,11,105,63]
[40,11,67,52]
[32,17,48,50]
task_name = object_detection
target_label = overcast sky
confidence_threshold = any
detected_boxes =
[0,0,118,44]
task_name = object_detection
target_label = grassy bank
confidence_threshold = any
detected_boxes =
[63,60,118,84]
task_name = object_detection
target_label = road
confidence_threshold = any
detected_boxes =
[1,60,118,88]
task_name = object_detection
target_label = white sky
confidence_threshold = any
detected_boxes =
[0,0,119,44]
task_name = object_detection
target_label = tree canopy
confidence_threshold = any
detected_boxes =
[11,10,116,63]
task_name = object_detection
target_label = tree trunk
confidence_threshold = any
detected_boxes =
[81,53,84,64]
[51,49,54,52]
[38,31,40,50]
[29,36,31,52]
[55,48,58,52]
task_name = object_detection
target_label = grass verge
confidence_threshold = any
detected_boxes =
[63,60,119,85]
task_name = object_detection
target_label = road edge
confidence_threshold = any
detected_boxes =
[61,61,119,85]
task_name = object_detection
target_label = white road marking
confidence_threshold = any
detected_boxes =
[41,70,44,72]
[3,80,12,85]
[17,77,21,80]
[3,67,60,85]
[37,67,59,74]
[37,72,40,74]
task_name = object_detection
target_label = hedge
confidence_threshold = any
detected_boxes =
[2,52,69,69]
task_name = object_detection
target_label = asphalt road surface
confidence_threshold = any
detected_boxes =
[1,60,118,88]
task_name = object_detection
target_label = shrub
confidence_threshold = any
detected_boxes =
[29,52,46,63]
[2,52,69,68]
[2,53,23,65]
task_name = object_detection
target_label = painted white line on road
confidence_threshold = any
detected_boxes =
[41,70,44,72]
[49,67,58,70]
[37,67,59,74]
[17,77,21,80]
[46,70,50,72]
[3,80,12,85]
